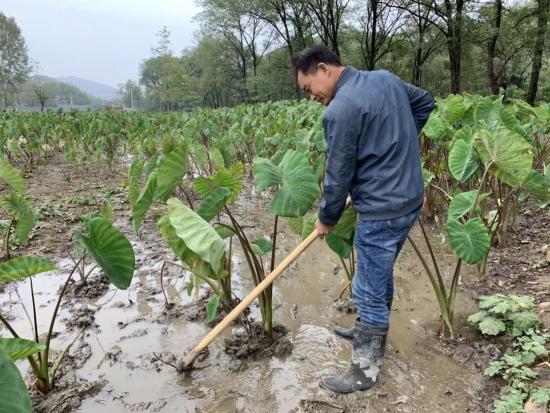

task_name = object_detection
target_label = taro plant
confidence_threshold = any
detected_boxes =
[0,216,135,394]
[412,95,549,338]
[0,159,36,259]
[0,338,45,413]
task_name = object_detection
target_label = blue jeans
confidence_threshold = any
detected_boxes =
[352,207,421,328]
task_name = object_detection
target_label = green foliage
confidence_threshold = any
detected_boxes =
[74,216,135,289]
[167,197,225,274]
[469,294,539,336]
[0,256,55,284]
[0,338,44,361]
[253,150,319,217]
[0,348,32,413]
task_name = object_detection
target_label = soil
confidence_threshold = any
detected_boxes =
[224,323,293,359]
[0,153,548,412]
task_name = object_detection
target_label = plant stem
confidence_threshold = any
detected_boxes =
[42,256,83,384]
[159,261,170,306]
[4,217,13,259]
[270,215,278,272]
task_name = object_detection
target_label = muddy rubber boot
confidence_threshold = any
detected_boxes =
[320,322,388,394]
[333,299,393,340]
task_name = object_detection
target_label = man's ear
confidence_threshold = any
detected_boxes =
[317,62,329,74]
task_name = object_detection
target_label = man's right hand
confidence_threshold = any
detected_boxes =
[316,219,335,240]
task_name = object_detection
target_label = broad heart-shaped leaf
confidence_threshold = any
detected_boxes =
[0,192,36,243]
[422,113,447,141]
[0,159,24,193]
[207,295,220,322]
[208,147,224,170]
[447,218,490,264]
[158,216,220,280]
[448,128,478,182]
[521,169,549,203]
[288,217,303,235]
[0,349,32,413]
[127,158,144,207]
[474,129,533,187]
[0,338,45,361]
[253,158,283,190]
[448,190,484,221]
[0,257,55,284]
[326,208,357,258]
[74,217,135,290]
[196,187,231,222]
[255,151,319,218]
[301,214,318,239]
[154,144,188,202]
[499,106,531,142]
[251,239,273,256]
[167,198,225,274]
[194,162,244,204]
[131,174,157,233]
[474,98,500,129]
[443,94,465,124]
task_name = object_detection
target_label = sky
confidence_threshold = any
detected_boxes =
[2,0,202,87]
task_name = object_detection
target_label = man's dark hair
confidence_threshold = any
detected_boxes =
[292,45,342,77]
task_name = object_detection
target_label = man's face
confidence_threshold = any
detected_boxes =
[297,63,336,106]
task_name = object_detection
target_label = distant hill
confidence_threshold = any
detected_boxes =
[55,76,119,101]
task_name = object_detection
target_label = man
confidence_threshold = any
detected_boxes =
[293,45,435,394]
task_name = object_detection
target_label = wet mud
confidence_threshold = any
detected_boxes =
[1,155,547,412]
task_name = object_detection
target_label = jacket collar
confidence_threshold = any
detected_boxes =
[332,66,355,97]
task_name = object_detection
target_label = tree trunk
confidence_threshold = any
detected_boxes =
[487,0,503,94]
[526,0,549,105]
[445,0,463,93]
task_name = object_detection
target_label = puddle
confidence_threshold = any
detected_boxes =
[0,164,483,413]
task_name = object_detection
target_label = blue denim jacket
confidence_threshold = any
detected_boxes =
[318,67,435,225]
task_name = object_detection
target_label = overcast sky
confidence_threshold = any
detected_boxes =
[2,0,201,87]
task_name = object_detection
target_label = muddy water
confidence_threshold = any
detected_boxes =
[1,170,483,413]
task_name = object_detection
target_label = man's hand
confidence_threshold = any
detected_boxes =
[316,219,335,240]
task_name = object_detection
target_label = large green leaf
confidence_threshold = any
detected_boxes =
[251,239,273,256]
[127,158,144,207]
[132,174,156,233]
[521,169,549,204]
[448,190,480,221]
[254,151,319,217]
[288,217,303,235]
[444,94,465,124]
[474,98,499,129]
[0,192,36,243]
[325,208,357,258]
[499,106,531,142]
[0,160,24,193]
[196,187,230,222]
[447,218,490,264]
[0,349,32,413]
[475,129,533,187]
[74,217,135,289]
[253,158,283,190]
[167,198,225,274]
[422,113,447,141]
[194,163,244,204]
[448,128,478,182]
[0,338,45,361]
[158,216,219,279]
[154,144,188,202]
[0,257,55,284]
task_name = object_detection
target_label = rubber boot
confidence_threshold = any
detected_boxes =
[320,322,388,394]
[334,299,393,340]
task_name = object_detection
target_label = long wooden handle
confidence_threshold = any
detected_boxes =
[180,228,319,367]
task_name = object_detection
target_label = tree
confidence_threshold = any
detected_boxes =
[0,12,30,108]
[31,62,48,111]
[119,80,144,110]
[353,0,405,70]
[526,0,549,104]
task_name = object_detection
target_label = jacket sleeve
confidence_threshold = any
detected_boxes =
[318,103,361,226]
[403,82,435,135]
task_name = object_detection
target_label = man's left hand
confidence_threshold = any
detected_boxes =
[316,219,335,240]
